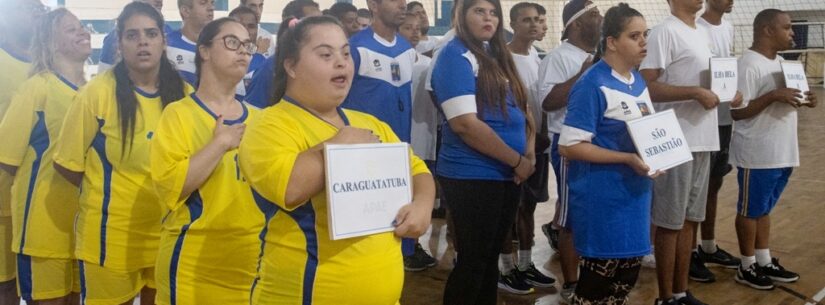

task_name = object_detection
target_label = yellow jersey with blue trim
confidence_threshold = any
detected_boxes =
[52,70,194,272]
[239,97,430,305]
[151,94,267,304]
[0,46,32,217]
[0,72,81,258]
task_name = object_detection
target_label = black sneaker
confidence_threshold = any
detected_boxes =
[760,258,799,283]
[404,244,436,271]
[518,263,556,287]
[689,252,716,283]
[735,263,774,290]
[676,291,708,305]
[697,245,740,269]
[541,223,559,251]
[497,270,534,294]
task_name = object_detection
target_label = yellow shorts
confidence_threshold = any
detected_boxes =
[79,261,155,305]
[0,217,15,282]
[16,255,80,301]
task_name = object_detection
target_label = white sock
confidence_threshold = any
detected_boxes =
[673,292,687,299]
[741,255,756,268]
[517,250,532,270]
[701,240,717,253]
[500,253,515,273]
[755,249,771,266]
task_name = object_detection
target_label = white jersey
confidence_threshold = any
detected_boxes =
[416,36,438,54]
[698,16,735,126]
[536,41,591,135]
[730,50,798,169]
[640,15,719,152]
[410,54,438,161]
[511,48,541,135]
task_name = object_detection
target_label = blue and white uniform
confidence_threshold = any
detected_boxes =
[431,38,527,180]
[343,27,416,142]
[166,30,198,86]
[243,55,276,109]
[559,60,653,258]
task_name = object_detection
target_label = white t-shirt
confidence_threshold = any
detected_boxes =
[411,54,438,161]
[698,17,735,126]
[535,41,591,135]
[416,36,438,54]
[729,50,798,168]
[512,48,541,130]
[640,15,719,152]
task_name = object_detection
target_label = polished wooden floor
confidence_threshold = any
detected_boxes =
[402,86,825,305]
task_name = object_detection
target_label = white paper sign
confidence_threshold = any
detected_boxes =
[781,61,810,104]
[710,57,738,102]
[626,109,693,175]
[324,143,412,240]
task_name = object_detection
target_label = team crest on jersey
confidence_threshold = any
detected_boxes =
[176,55,184,65]
[146,131,154,139]
[373,59,382,72]
[621,101,632,115]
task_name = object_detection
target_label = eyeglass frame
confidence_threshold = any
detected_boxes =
[212,34,257,55]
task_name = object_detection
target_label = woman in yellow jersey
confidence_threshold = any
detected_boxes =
[0,1,48,300]
[239,16,435,305]
[151,17,265,305]
[52,2,189,305]
[0,8,90,304]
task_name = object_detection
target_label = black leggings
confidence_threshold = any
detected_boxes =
[573,257,642,305]
[440,177,520,305]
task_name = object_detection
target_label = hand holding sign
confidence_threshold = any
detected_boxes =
[802,91,818,108]
[695,88,720,110]
[781,61,810,104]
[626,109,693,175]
[393,200,432,238]
[710,58,738,102]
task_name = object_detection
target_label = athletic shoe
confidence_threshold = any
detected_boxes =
[697,245,740,269]
[560,282,576,304]
[689,252,716,283]
[519,263,556,287]
[735,263,774,290]
[654,298,679,305]
[760,258,799,283]
[404,244,437,271]
[642,253,656,269]
[498,270,534,295]
[541,223,559,251]
[676,291,708,305]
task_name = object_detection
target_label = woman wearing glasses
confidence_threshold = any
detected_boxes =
[151,18,264,305]
[52,3,190,305]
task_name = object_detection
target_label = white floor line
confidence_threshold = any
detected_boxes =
[803,285,825,305]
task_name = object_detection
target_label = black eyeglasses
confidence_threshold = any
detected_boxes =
[217,35,257,54]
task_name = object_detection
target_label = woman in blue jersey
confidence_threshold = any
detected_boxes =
[557,4,659,304]
[239,16,435,305]
[430,0,536,303]
[52,2,189,305]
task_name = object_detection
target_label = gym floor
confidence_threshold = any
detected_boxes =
[402,86,825,305]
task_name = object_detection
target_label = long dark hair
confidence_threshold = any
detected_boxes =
[114,2,185,153]
[271,16,344,105]
[194,17,243,85]
[594,3,643,62]
[454,0,528,122]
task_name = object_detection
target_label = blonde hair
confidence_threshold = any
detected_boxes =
[29,8,73,76]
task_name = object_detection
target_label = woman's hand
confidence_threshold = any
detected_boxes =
[213,115,245,150]
[393,199,433,238]
[513,155,534,184]
[327,126,381,144]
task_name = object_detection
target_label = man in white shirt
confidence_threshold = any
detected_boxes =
[497,2,555,295]
[534,0,601,302]
[691,0,741,282]
[640,0,742,304]
[407,1,437,55]
[239,0,275,57]
[731,8,817,291]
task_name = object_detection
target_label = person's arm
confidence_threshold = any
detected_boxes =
[640,68,719,109]
[731,88,803,121]
[393,172,435,238]
[542,56,593,112]
[53,83,100,187]
[0,79,43,176]
[446,114,534,182]
[180,118,245,199]
[560,141,649,176]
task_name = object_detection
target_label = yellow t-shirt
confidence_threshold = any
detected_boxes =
[0,72,80,258]
[239,98,430,305]
[151,94,266,302]
[0,47,32,217]
[52,70,193,272]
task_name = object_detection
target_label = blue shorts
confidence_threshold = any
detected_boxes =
[550,134,570,228]
[736,167,793,218]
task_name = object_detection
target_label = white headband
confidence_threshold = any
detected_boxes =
[564,3,598,30]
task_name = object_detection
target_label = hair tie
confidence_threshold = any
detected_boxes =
[288,18,300,29]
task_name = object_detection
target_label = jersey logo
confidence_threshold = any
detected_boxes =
[621,101,631,115]
[176,55,184,65]
[373,59,382,72]
[146,131,154,139]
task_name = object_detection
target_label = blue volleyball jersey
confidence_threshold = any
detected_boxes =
[166,29,198,86]
[562,60,653,258]
[343,27,416,142]
[430,38,526,181]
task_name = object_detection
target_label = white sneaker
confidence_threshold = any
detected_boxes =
[642,253,656,268]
